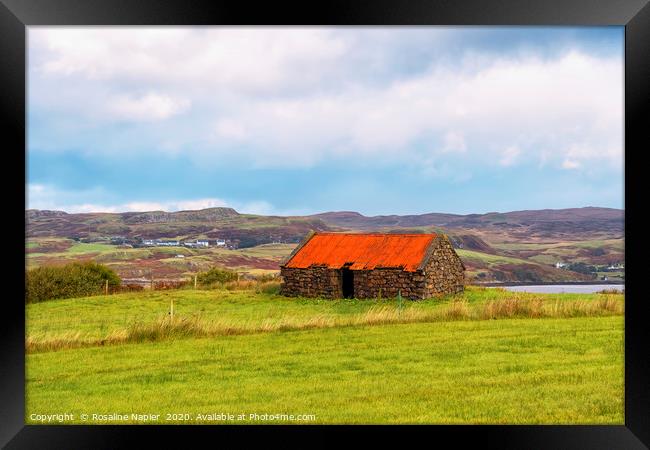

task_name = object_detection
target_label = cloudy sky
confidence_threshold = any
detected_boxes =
[27,26,624,216]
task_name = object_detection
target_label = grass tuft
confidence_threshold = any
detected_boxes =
[26,291,624,353]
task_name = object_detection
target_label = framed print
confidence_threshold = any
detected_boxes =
[2,0,649,447]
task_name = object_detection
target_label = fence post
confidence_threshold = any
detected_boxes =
[194,274,197,290]
[105,279,109,295]
[170,298,174,320]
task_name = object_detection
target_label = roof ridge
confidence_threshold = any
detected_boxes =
[314,232,436,236]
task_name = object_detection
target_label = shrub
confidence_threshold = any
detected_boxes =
[598,288,623,295]
[196,267,239,288]
[26,261,121,303]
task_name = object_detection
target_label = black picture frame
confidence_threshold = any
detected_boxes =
[3,0,648,447]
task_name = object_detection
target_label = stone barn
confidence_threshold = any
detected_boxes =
[279,232,465,299]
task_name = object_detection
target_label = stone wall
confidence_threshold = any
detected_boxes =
[279,234,465,300]
[352,269,426,300]
[279,266,342,298]
[422,235,465,297]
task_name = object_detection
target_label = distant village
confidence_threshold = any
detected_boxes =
[102,236,238,250]
[554,261,625,281]
[73,232,294,249]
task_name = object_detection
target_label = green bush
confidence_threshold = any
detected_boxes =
[26,262,121,303]
[196,267,238,288]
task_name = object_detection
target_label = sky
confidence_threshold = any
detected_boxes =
[27,26,624,216]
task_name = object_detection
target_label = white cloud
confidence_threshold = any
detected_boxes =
[29,28,623,173]
[441,131,467,153]
[26,183,279,215]
[108,92,190,121]
[562,159,581,170]
[499,146,521,167]
[215,118,247,140]
[32,28,348,92]
[27,183,108,211]
[171,198,229,211]
[194,50,622,170]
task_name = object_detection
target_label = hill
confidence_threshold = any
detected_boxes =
[311,207,623,239]
[26,207,333,248]
[26,206,624,283]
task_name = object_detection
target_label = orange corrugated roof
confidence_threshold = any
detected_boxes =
[284,232,436,272]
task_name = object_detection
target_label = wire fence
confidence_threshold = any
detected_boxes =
[110,279,191,293]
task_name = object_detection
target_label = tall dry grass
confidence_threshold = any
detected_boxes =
[26,294,623,354]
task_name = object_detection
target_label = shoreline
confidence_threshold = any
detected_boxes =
[474,281,624,287]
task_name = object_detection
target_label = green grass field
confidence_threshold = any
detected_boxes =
[456,249,529,265]
[25,287,624,424]
[26,287,621,345]
[489,238,624,268]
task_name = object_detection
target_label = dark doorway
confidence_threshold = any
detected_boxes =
[341,268,354,298]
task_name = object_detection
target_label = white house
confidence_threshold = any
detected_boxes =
[183,240,210,248]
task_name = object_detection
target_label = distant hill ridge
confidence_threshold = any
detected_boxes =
[311,207,622,229]
[27,206,622,222]
[26,206,624,283]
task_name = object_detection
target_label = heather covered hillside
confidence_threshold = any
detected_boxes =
[26,207,624,284]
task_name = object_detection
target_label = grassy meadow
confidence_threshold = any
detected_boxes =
[25,286,624,424]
